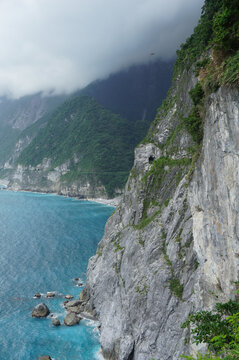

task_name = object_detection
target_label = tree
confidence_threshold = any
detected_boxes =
[181,300,239,359]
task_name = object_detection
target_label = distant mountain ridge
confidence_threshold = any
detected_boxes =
[0,58,174,197]
[15,95,135,197]
[80,59,174,126]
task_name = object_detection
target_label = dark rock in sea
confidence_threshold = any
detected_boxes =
[74,277,79,281]
[65,294,74,300]
[64,313,81,326]
[39,356,52,360]
[77,282,83,287]
[32,303,50,318]
[52,317,61,326]
[46,292,55,298]
[34,293,41,298]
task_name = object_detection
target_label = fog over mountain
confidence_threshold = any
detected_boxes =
[0,0,204,98]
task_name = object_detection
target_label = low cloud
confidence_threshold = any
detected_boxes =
[0,0,204,98]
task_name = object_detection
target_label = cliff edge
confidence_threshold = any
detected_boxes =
[82,1,239,357]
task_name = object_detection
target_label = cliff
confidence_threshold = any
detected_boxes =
[81,1,239,356]
[81,68,238,360]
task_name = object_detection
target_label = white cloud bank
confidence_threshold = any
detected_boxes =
[0,0,204,98]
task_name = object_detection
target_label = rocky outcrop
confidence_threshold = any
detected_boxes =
[46,292,55,298]
[64,313,81,326]
[64,299,85,314]
[52,317,61,327]
[189,87,239,307]
[65,295,74,300]
[0,160,108,199]
[82,67,239,360]
[32,303,50,318]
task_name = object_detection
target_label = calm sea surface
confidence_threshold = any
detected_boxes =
[0,190,113,360]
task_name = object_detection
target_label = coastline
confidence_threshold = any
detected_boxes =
[86,196,121,207]
[0,184,121,207]
[0,187,111,359]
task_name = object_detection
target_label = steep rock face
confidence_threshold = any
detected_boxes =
[1,161,107,198]
[190,87,239,308]
[82,70,239,360]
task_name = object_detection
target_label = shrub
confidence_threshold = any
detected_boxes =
[183,108,203,144]
[213,0,239,52]
[189,83,204,106]
[169,277,184,300]
[221,50,239,86]
[181,300,239,359]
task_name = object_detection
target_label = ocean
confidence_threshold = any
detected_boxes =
[0,190,113,360]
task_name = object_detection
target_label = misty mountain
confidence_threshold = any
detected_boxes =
[0,58,174,198]
[79,58,174,127]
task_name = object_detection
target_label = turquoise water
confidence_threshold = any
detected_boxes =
[0,190,113,360]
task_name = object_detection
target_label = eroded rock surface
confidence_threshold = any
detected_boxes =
[32,303,50,318]
[64,313,81,326]
[83,69,239,360]
[52,317,61,327]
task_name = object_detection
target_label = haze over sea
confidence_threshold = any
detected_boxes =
[0,190,113,360]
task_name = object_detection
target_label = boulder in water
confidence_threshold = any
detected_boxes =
[52,317,61,326]
[64,313,81,326]
[46,292,55,298]
[32,303,50,318]
[39,356,52,360]
[65,294,74,300]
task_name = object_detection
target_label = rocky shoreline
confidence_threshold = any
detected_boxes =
[32,279,101,360]
[86,196,121,207]
[0,184,115,359]
[0,184,120,207]
[0,177,113,360]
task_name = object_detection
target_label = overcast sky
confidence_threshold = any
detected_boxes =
[0,0,204,98]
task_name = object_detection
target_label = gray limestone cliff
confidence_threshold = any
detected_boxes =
[1,161,108,198]
[81,69,239,359]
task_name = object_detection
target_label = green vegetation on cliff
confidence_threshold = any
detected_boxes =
[182,82,205,144]
[176,0,239,87]
[17,96,138,196]
[182,299,239,359]
[175,0,223,70]
[175,2,239,356]
[145,0,239,155]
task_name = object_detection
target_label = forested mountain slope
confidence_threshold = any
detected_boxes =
[16,96,136,197]
[0,93,67,165]
[0,60,173,197]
